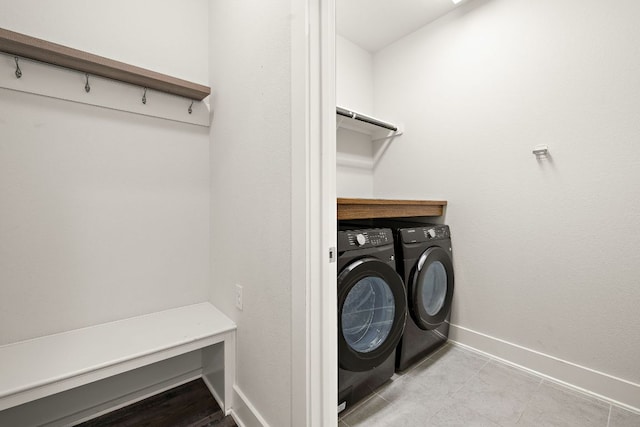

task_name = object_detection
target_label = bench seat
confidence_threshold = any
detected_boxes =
[0,302,236,415]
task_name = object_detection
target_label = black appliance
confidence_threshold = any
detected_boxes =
[342,220,454,372]
[337,227,407,413]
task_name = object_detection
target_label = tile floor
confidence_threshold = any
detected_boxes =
[339,343,640,427]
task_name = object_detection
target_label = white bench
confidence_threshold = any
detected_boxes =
[0,302,236,424]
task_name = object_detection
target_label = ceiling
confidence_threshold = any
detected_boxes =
[336,0,464,53]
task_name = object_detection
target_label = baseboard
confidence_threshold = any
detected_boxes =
[231,384,272,427]
[449,323,640,412]
[229,409,245,427]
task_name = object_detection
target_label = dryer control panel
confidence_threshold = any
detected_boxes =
[338,228,393,250]
[400,225,450,244]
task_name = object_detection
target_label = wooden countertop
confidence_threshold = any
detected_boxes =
[337,198,447,220]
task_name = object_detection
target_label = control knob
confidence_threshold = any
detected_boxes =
[355,234,367,246]
[426,229,436,239]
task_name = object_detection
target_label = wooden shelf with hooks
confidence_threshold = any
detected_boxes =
[337,198,447,220]
[0,27,210,100]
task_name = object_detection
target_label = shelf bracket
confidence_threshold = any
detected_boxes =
[371,127,404,143]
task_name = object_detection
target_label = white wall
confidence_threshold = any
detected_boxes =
[336,35,373,114]
[336,35,375,198]
[208,1,292,425]
[0,1,210,345]
[373,0,640,409]
[0,0,209,85]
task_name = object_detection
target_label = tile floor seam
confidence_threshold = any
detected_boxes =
[404,342,452,376]
[423,399,447,426]
[451,357,491,396]
[541,378,611,408]
[338,392,377,420]
[338,345,638,426]
[372,387,392,404]
[513,376,545,426]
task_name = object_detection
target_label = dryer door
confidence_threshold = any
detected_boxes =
[410,246,454,330]
[338,257,406,372]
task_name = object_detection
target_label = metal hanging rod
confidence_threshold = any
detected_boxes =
[336,106,398,132]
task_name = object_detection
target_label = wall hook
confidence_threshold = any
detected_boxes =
[84,74,91,93]
[142,88,147,105]
[188,100,194,114]
[532,145,549,158]
[14,57,22,79]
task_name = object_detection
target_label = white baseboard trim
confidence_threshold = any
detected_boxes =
[229,409,244,427]
[231,384,272,427]
[449,323,640,412]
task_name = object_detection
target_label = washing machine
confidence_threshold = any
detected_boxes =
[337,227,407,413]
[342,220,454,372]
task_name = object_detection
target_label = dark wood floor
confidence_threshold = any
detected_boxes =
[78,379,237,427]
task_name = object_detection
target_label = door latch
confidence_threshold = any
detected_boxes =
[329,247,337,263]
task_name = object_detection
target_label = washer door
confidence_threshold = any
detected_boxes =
[338,257,406,372]
[410,247,454,330]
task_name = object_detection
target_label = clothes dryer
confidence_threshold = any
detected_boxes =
[337,227,407,413]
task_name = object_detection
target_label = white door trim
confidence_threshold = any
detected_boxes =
[290,0,337,425]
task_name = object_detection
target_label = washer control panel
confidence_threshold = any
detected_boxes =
[338,228,393,250]
[400,224,450,243]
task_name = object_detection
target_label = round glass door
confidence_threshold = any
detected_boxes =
[338,257,406,372]
[411,247,454,330]
[421,261,447,316]
[341,276,395,353]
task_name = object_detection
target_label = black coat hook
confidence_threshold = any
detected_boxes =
[188,101,194,114]
[85,74,91,93]
[15,57,22,79]
[142,88,147,105]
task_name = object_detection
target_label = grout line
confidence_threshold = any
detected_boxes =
[540,378,611,408]
[337,392,377,420]
[453,340,619,410]
[368,344,456,409]
[401,341,452,377]
[449,337,640,412]
[514,375,544,425]
[606,404,612,427]
[451,357,490,396]
[373,387,393,404]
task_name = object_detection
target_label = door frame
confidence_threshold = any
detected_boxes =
[290,0,337,425]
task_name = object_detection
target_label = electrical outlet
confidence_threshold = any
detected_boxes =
[234,284,243,310]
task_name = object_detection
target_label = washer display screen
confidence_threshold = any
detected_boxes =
[341,277,395,353]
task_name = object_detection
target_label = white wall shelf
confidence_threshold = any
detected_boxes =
[336,105,403,170]
[0,303,236,417]
[0,27,210,100]
[0,28,211,126]
[336,105,403,140]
